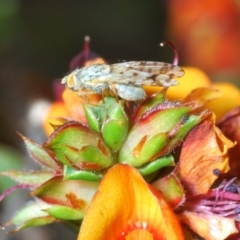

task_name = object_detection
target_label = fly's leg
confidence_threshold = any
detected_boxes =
[101,86,117,100]
[77,83,108,103]
[77,88,91,103]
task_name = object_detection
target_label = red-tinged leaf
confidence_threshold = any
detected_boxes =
[44,205,84,220]
[0,170,54,186]
[119,107,190,166]
[0,184,31,202]
[165,114,203,153]
[132,89,167,122]
[10,216,56,233]
[20,133,61,171]
[31,176,98,208]
[77,145,113,170]
[44,121,112,170]
[7,200,55,231]
[152,173,185,209]
[178,211,238,240]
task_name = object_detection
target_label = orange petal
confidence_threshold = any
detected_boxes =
[63,88,101,124]
[179,211,238,240]
[78,164,184,240]
[43,101,68,135]
[178,113,234,195]
[182,87,221,111]
[218,107,240,177]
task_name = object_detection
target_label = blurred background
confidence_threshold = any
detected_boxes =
[0,0,240,239]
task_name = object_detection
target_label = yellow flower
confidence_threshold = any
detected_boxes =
[206,82,240,121]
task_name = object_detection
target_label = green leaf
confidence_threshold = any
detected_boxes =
[102,99,129,151]
[44,121,113,170]
[20,134,61,171]
[133,90,166,121]
[83,104,106,133]
[10,200,56,231]
[31,176,99,208]
[77,145,113,169]
[118,107,190,166]
[12,216,56,232]
[0,170,54,186]
[64,165,103,181]
[102,119,128,151]
[136,133,167,166]
[107,101,125,119]
[99,96,118,109]
[44,205,85,220]
[137,154,175,176]
[166,114,202,152]
[152,173,185,209]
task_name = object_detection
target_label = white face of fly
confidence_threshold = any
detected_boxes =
[61,61,184,101]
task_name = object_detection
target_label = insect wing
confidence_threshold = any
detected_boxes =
[110,61,184,87]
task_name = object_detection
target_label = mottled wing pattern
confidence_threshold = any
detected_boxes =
[109,61,185,87]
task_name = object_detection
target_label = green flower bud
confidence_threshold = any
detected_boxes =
[102,98,129,151]
[44,122,113,170]
[118,106,190,166]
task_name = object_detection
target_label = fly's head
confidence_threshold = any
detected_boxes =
[62,64,111,91]
[61,69,83,91]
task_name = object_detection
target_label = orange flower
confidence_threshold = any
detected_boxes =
[177,112,234,195]
[175,112,240,239]
[78,164,184,240]
[146,67,240,122]
[167,0,240,76]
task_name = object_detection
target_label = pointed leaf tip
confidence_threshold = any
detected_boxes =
[19,133,61,171]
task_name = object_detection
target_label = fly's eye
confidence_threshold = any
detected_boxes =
[66,74,75,89]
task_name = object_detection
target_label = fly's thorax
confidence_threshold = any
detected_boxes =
[91,83,109,93]
[77,64,111,82]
